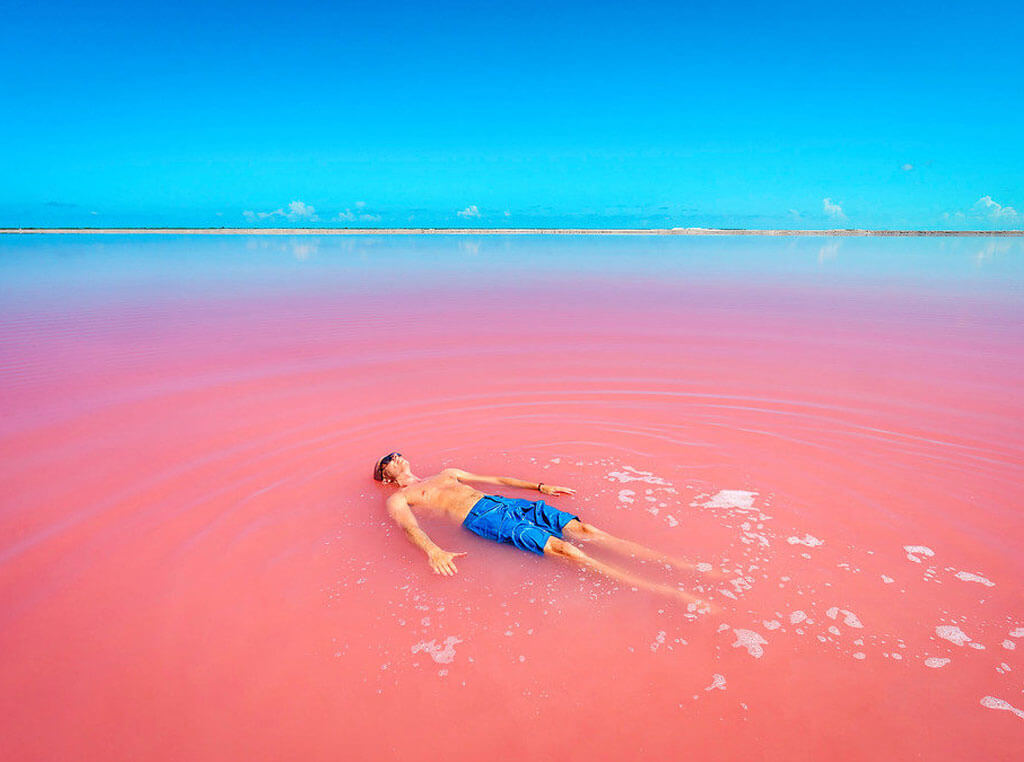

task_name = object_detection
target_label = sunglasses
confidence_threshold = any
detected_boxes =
[374,452,403,480]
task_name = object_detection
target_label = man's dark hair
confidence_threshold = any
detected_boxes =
[373,452,401,482]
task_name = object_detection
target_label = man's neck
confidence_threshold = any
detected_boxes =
[395,472,419,488]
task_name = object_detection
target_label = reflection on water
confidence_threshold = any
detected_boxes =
[1,235,1022,761]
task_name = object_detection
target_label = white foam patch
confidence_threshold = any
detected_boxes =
[411,635,462,664]
[980,696,1024,720]
[650,631,667,652]
[935,625,974,647]
[841,610,864,628]
[696,562,713,573]
[700,490,758,512]
[904,545,935,563]
[1002,640,1016,650]
[607,467,670,486]
[853,652,866,660]
[1009,627,1024,638]
[789,610,808,625]
[924,657,950,668]
[617,489,636,505]
[954,571,995,587]
[823,606,863,628]
[731,629,768,658]
[705,673,727,691]
[763,620,781,631]
[666,515,678,527]
[787,534,823,547]
[881,575,894,584]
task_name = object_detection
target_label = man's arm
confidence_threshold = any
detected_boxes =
[447,468,576,496]
[386,493,466,576]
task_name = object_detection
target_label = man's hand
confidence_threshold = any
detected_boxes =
[540,484,575,496]
[428,549,467,576]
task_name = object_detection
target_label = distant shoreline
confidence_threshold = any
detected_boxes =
[1,227,1023,237]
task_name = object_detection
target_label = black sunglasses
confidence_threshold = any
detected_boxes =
[374,452,403,480]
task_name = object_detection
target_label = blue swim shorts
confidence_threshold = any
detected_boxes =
[462,494,580,555]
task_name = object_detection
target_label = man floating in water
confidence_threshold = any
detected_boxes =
[374,452,715,610]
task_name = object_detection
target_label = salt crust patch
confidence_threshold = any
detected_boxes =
[925,657,951,668]
[787,534,823,547]
[705,674,727,691]
[732,629,768,658]
[650,631,667,652]
[980,696,1024,720]
[954,571,995,587]
[881,575,895,584]
[606,466,670,486]
[789,610,808,625]
[1009,627,1024,638]
[411,635,462,664]
[935,625,980,648]
[826,607,864,628]
[1003,640,1016,650]
[763,620,781,631]
[617,489,636,505]
[698,490,758,511]
[904,545,935,563]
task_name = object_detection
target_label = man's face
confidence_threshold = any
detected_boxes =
[383,455,407,482]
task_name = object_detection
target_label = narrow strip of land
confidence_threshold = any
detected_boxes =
[1,227,1022,236]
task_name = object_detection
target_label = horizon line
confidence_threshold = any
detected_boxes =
[2,227,1023,237]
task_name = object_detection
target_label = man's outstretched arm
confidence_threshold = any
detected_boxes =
[447,468,575,496]
[386,493,466,576]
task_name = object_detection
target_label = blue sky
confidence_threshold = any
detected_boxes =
[2,0,1022,229]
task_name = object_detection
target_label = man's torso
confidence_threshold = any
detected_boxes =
[398,469,484,524]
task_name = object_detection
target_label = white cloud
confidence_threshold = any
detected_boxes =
[823,197,847,221]
[974,195,1019,221]
[902,163,914,171]
[285,200,317,220]
[337,206,382,223]
[242,200,318,223]
[457,204,481,218]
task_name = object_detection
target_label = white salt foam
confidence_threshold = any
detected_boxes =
[1002,640,1016,650]
[881,575,894,584]
[954,571,995,587]
[980,696,1024,720]
[787,534,823,547]
[411,635,462,664]
[1009,627,1024,638]
[617,489,636,505]
[789,610,808,625]
[763,620,781,631]
[701,490,758,512]
[731,629,768,658]
[935,625,974,647]
[904,545,935,563]
[705,673,727,691]
[924,657,950,668]
[607,467,670,486]
[650,631,667,652]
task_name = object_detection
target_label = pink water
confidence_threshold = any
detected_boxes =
[2,235,1022,760]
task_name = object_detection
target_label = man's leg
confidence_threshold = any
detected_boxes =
[543,536,711,611]
[561,519,716,576]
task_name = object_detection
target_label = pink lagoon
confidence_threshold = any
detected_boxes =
[1,233,1022,760]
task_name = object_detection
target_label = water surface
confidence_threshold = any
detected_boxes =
[1,235,1022,760]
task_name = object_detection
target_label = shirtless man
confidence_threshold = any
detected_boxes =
[374,452,714,609]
